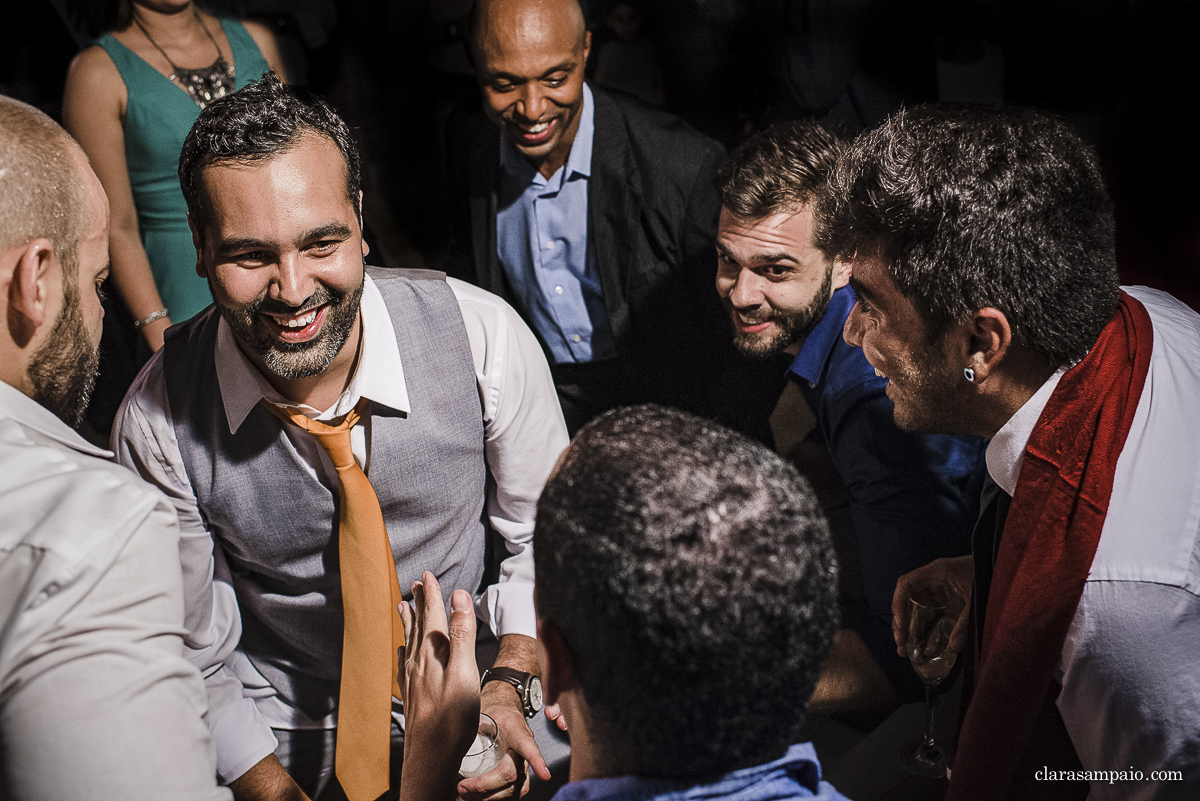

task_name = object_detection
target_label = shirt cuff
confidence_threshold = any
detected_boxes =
[210,696,278,784]
[483,580,537,640]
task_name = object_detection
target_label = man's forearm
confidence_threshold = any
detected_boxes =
[481,633,540,709]
[228,755,310,801]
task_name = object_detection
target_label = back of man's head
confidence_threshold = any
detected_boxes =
[534,405,839,779]
[0,96,89,281]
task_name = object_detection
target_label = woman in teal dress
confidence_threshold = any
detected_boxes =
[64,0,286,351]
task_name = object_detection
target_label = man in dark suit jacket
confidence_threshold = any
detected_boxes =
[446,0,779,435]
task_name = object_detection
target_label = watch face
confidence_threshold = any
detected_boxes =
[528,675,544,712]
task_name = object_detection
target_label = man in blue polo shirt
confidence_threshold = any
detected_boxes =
[715,121,986,706]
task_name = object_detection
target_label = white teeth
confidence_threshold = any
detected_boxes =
[282,310,317,329]
[529,122,549,133]
[875,368,884,378]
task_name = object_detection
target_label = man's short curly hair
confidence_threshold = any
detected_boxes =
[814,103,1121,367]
[178,72,362,227]
[716,120,845,220]
[534,405,839,779]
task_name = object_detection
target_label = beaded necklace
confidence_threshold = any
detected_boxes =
[133,8,234,108]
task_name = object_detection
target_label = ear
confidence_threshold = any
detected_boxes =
[957,307,1012,384]
[358,191,370,259]
[536,617,577,707]
[188,212,210,279]
[582,29,592,62]
[6,239,57,345]
[830,259,852,292]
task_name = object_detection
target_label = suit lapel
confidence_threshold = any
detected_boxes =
[589,89,638,346]
[467,123,507,298]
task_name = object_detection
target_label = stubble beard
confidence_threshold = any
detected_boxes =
[215,273,364,381]
[729,266,834,360]
[28,278,100,429]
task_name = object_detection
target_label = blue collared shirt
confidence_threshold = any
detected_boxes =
[549,743,849,801]
[789,285,987,697]
[496,84,617,364]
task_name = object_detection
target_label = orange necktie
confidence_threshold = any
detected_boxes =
[262,398,404,801]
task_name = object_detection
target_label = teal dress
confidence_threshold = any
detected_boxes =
[97,21,269,323]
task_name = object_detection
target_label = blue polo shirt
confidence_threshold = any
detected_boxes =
[789,285,986,696]
[496,84,617,364]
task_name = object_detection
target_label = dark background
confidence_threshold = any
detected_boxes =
[9,0,1200,312]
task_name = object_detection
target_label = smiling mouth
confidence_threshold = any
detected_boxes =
[511,117,557,146]
[261,305,328,343]
[733,310,774,334]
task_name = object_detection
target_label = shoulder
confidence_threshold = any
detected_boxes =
[65,43,125,101]
[446,276,527,343]
[0,415,173,568]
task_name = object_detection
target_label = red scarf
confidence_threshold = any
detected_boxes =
[946,292,1154,801]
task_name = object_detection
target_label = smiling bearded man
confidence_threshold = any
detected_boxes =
[113,74,569,801]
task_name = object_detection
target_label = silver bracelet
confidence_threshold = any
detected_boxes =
[133,308,170,329]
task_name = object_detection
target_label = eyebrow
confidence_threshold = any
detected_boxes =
[216,223,353,256]
[485,61,577,82]
[715,241,801,266]
[848,276,878,305]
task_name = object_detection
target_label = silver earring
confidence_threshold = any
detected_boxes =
[963,367,975,383]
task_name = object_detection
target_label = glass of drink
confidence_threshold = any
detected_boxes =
[904,580,961,777]
[459,713,502,778]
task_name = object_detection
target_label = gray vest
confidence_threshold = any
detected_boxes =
[164,268,486,719]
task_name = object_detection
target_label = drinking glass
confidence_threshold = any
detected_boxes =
[903,581,961,777]
[458,713,502,778]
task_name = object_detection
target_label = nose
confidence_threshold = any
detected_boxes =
[273,254,316,307]
[725,269,765,310]
[843,300,864,347]
[516,84,549,122]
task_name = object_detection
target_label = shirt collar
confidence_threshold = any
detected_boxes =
[985,366,1066,495]
[215,274,410,434]
[0,380,112,458]
[499,83,595,191]
[788,285,857,386]
[549,743,824,801]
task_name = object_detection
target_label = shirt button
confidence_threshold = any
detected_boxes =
[544,241,555,250]
[573,335,582,343]
[554,285,564,295]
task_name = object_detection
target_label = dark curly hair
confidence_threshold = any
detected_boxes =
[814,103,1121,368]
[716,120,845,219]
[534,405,838,779]
[178,72,362,228]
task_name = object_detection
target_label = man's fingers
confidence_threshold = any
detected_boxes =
[457,751,524,797]
[503,723,550,781]
[420,571,449,637]
[448,589,478,675]
[543,703,568,732]
[949,603,971,652]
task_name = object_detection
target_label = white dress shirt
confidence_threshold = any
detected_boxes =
[0,381,228,800]
[113,275,569,782]
[985,286,1200,800]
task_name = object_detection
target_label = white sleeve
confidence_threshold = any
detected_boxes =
[1058,580,1200,800]
[112,356,278,783]
[1,501,230,800]
[449,278,570,639]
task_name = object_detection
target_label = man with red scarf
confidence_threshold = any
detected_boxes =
[815,104,1200,801]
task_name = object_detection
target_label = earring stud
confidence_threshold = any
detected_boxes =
[963,367,975,383]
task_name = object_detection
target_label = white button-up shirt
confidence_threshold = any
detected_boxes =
[0,380,229,799]
[985,286,1200,800]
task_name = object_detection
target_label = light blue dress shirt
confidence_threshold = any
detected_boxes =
[496,84,617,364]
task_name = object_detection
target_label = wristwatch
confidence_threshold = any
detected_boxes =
[481,667,543,718]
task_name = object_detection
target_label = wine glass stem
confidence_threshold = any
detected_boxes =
[921,684,938,752]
